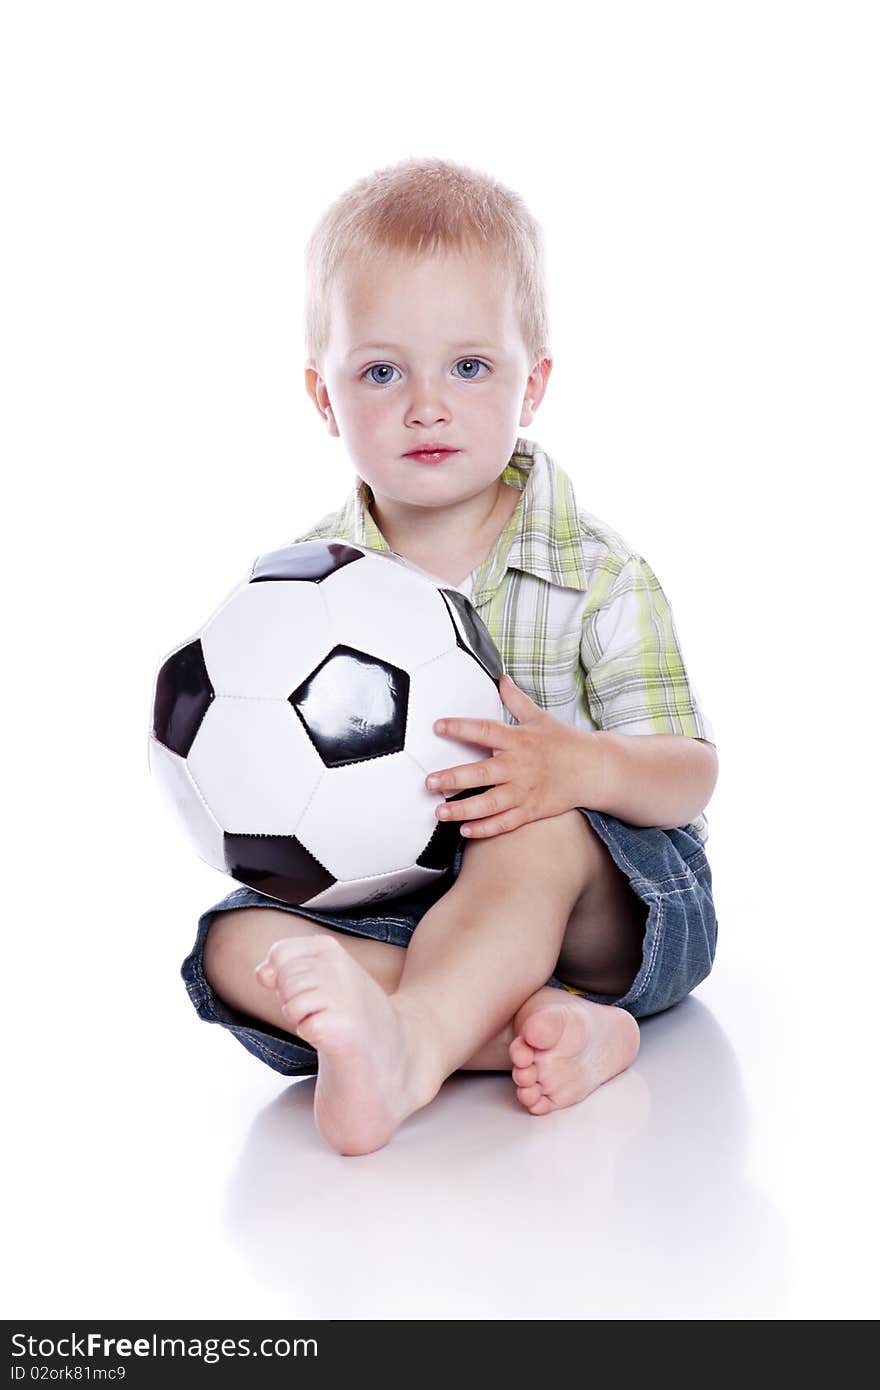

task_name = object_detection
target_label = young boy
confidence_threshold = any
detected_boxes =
[181,156,719,1157]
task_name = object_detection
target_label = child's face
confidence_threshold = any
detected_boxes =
[307,248,550,517]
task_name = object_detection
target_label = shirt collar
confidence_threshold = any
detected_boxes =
[349,437,590,603]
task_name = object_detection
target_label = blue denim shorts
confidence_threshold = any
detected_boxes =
[180,808,718,1078]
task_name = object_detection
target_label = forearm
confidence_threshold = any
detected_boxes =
[572,729,718,830]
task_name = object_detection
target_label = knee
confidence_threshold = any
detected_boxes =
[202,909,256,990]
[459,810,595,903]
[461,808,591,858]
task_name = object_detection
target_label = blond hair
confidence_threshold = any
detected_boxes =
[303,156,550,373]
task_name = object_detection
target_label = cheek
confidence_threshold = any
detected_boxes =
[344,394,393,437]
[477,392,522,431]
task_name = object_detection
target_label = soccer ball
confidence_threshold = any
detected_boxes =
[148,539,505,908]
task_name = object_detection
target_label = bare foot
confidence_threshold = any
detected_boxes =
[255,935,436,1155]
[508,986,640,1115]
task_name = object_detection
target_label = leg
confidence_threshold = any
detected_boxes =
[205,812,648,1107]
[203,905,516,1070]
[554,814,649,996]
[390,809,605,1075]
[508,815,646,1113]
[396,809,644,1118]
[252,810,626,1153]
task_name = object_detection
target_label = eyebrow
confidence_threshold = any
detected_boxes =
[346,341,501,358]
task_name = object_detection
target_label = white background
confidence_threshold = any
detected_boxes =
[2,0,877,1320]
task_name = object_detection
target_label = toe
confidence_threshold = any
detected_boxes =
[516,1083,543,1109]
[255,960,276,986]
[527,1095,554,1116]
[511,1064,537,1086]
[509,1036,535,1068]
[522,1005,568,1052]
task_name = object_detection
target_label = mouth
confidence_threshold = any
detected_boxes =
[403,449,460,464]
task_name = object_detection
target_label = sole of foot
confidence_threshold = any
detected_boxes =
[256,935,434,1155]
[508,986,640,1115]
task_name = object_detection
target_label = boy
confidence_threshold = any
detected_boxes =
[181,156,719,1157]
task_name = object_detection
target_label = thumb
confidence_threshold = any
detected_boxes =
[500,672,537,712]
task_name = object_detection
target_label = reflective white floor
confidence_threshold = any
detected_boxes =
[6,802,877,1321]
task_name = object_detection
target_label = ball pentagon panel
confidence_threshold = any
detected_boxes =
[438,588,504,683]
[223,830,337,904]
[250,539,364,583]
[152,638,215,758]
[291,645,409,766]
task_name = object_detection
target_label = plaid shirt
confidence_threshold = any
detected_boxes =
[293,436,715,844]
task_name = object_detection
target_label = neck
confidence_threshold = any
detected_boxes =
[367,480,522,586]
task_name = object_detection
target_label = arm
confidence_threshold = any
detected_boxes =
[425,558,718,840]
[424,684,717,840]
[574,730,718,830]
[578,552,717,828]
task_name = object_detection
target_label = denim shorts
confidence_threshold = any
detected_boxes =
[180,808,718,1078]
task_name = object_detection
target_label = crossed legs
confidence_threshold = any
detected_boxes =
[204,809,646,1154]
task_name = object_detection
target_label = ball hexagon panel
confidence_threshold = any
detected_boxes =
[147,736,227,872]
[320,550,459,674]
[307,861,444,910]
[291,645,409,767]
[405,647,505,780]
[297,750,440,882]
[188,696,324,833]
[201,577,330,700]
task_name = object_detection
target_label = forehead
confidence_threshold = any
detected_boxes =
[329,249,518,348]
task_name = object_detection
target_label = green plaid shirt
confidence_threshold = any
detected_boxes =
[293,436,715,844]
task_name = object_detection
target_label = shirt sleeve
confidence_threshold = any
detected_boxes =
[580,554,716,743]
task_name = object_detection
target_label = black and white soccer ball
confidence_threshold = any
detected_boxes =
[148,539,505,908]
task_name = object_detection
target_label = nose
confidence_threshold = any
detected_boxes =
[406,410,449,429]
[404,378,451,428]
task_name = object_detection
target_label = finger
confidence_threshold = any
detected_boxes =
[426,759,502,795]
[436,786,511,823]
[459,807,525,839]
[499,673,540,715]
[434,716,513,750]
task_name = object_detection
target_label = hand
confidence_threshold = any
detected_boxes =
[425,673,600,839]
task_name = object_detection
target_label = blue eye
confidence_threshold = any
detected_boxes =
[453,358,488,380]
[360,358,489,386]
[363,364,400,385]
